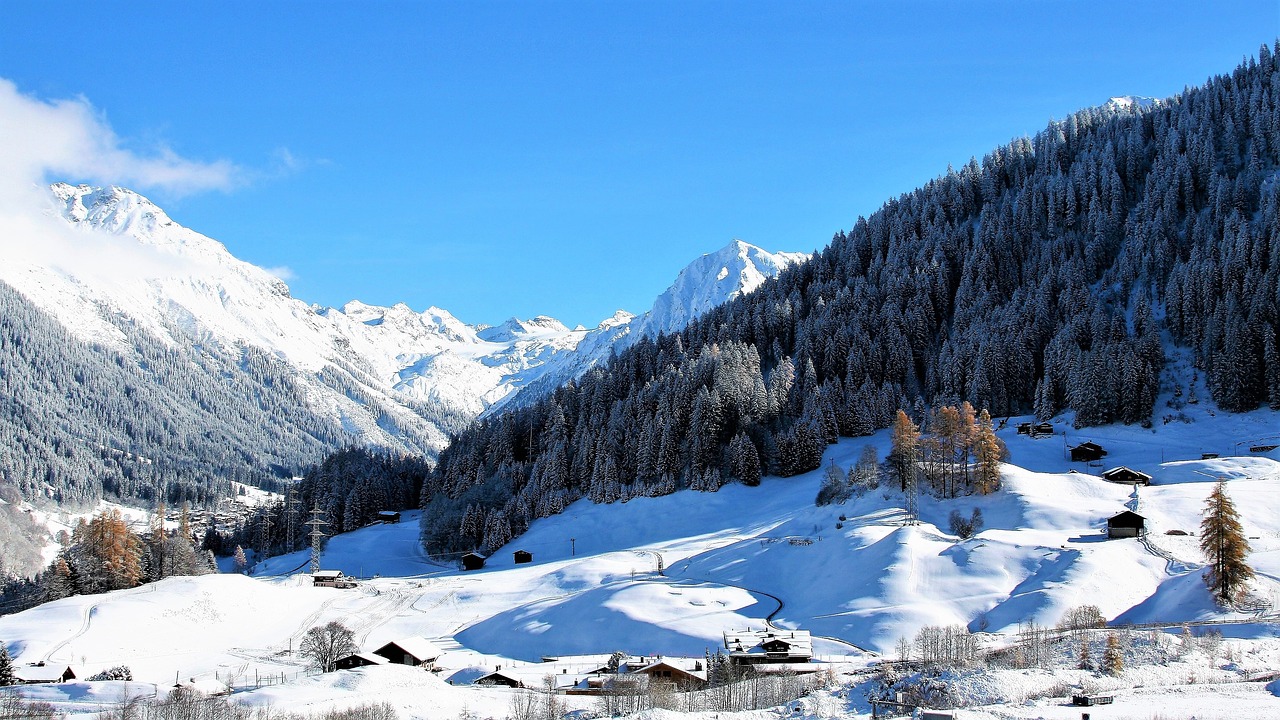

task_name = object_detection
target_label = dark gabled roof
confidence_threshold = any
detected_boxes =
[1107,510,1146,525]
[1102,466,1152,482]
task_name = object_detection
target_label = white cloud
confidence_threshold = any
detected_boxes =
[264,265,297,282]
[0,78,242,287]
[0,78,241,199]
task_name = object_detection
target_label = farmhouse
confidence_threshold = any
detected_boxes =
[513,550,533,564]
[632,657,707,690]
[461,552,486,571]
[377,510,401,523]
[15,663,76,684]
[313,570,356,588]
[1107,510,1146,539]
[723,629,813,665]
[1102,466,1152,485]
[1070,441,1107,463]
[335,652,390,670]
[372,637,444,667]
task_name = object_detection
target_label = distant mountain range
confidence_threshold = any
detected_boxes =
[0,182,806,521]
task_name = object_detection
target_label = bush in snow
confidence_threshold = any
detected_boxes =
[947,508,984,539]
[87,665,133,681]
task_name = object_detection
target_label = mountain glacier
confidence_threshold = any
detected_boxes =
[3,184,808,463]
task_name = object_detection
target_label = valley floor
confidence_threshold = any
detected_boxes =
[4,403,1280,719]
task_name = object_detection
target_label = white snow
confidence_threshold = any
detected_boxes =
[4,398,1280,718]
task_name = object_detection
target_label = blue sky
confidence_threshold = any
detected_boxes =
[2,2,1275,328]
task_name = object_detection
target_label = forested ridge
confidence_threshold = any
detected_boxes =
[0,278,357,511]
[419,45,1280,554]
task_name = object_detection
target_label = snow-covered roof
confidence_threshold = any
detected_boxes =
[174,678,230,696]
[341,652,390,666]
[376,636,444,662]
[723,629,813,657]
[633,656,707,681]
[15,664,76,683]
[1103,466,1152,482]
[313,570,344,579]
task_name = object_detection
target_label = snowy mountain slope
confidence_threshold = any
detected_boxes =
[0,184,803,487]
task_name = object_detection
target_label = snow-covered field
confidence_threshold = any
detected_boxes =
[4,403,1280,719]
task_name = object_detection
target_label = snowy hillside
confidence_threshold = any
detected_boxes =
[5,404,1279,718]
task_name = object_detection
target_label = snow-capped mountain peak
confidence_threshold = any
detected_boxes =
[11,182,809,455]
[633,239,810,339]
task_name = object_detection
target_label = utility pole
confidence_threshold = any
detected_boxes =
[905,465,919,525]
[285,487,300,552]
[570,537,576,556]
[306,504,327,574]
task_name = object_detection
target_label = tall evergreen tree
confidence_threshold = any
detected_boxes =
[1200,480,1254,603]
[0,642,16,686]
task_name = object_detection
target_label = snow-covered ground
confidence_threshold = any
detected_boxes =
[4,401,1280,719]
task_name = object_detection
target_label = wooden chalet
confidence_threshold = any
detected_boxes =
[373,637,443,667]
[513,550,533,564]
[1102,466,1152,485]
[1107,511,1146,539]
[461,552,486,571]
[1070,441,1107,463]
[1016,422,1054,436]
[15,663,76,684]
[723,629,813,665]
[335,652,390,671]
[633,657,707,690]
[377,510,401,523]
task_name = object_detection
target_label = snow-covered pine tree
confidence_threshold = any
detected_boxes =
[0,642,16,686]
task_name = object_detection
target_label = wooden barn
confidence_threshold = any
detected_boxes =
[473,669,523,688]
[513,550,533,564]
[373,637,443,668]
[723,629,813,665]
[377,510,401,523]
[1070,441,1107,463]
[1107,511,1146,539]
[335,652,390,670]
[461,552,486,571]
[1102,466,1152,485]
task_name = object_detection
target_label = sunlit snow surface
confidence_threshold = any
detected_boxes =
[4,398,1280,718]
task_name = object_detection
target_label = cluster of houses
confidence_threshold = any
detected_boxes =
[472,629,814,694]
